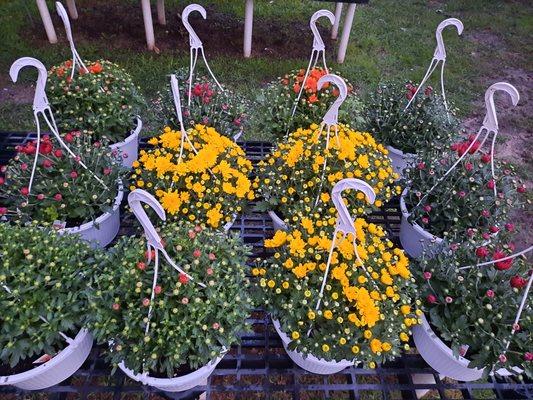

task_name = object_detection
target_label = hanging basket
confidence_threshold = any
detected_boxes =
[109,117,142,168]
[118,353,224,392]
[399,188,443,259]
[386,145,416,177]
[272,319,355,375]
[0,329,92,391]
[413,314,484,381]
[61,182,124,248]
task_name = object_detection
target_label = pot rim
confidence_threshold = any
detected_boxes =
[118,350,226,387]
[400,188,443,243]
[271,318,355,367]
[386,145,415,158]
[109,117,142,149]
[268,210,289,231]
[0,329,91,385]
[61,181,124,235]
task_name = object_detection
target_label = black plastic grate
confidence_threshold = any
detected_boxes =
[0,132,531,399]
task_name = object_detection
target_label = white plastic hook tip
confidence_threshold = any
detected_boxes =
[483,82,520,133]
[182,4,207,49]
[310,10,335,51]
[317,74,348,126]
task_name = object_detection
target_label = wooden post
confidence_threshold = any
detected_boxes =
[140,0,155,50]
[337,3,356,63]
[36,0,58,43]
[243,0,253,58]
[157,0,166,25]
[331,3,343,39]
[66,0,78,20]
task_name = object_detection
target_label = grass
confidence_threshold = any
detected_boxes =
[0,0,531,135]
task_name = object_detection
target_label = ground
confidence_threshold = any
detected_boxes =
[0,0,531,238]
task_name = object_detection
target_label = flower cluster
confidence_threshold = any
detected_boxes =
[364,81,459,154]
[255,123,400,222]
[87,221,252,376]
[403,143,526,240]
[415,232,532,378]
[0,131,123,227]
[0,223,104,367]
[47,59,145,144]
[256,216,420,366]
[251,67,365,140]
[153,70,248,139]
[130,125,254,228]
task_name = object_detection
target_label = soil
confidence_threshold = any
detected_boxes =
[462,29,533,249]
[148,362,195,379]
[25,1,332,59]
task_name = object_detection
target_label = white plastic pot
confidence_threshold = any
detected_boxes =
[0,329,93,390]
[413,314,484,381]
[109,117,142,168]
[223,213,237,233]
[399,188,443,259]
[387,145,415,177]
[268,211,288,232]
[414,314,523,382]
[61,183,124,248]
[272,319,355,375]
[118,354,224,392]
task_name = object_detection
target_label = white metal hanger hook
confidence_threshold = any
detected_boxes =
[310,10,335,52]
[128,188,205,287]
[182,4,206,49]
[10,57,49,112]
[483,82,520,133]
[405,17,464,112]
[332,178,375,236]
[56,1,88,78]
[9,56,108,193]
[434,18,464,61]
[128,189,166,251]
[314,178,376,313]
[318,74,348,127]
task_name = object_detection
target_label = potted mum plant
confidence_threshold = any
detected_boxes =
[256,207,421,374]
[399,140,526,258]
[153,69,248,141]
[255,122,401,230]
[47,59,145,167]
[251,67,365,141]
[0,130,125,247]
[413,232,532,381]
[364,81,458,175]
[87,203,252,391]
[0,223,104,390]
[130,125,254,230]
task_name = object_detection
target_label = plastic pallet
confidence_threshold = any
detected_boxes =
[0,132,531,399]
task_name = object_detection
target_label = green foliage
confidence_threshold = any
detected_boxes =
[403,144,526,240]
[250,68,366,141]
[47,60,145,144]
[415,233,532,379]
[363,81,459,154]
[87,222,252,376]
[152,69,249,139]
[0,223,104,367]
[0,131,125,227]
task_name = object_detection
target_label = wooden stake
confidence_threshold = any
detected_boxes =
[243,0,254,58]
[331,3,343,39]
[36,0,58,43]
[337,3,356,63]
[140,0,155,50]
[157,0,166,25]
